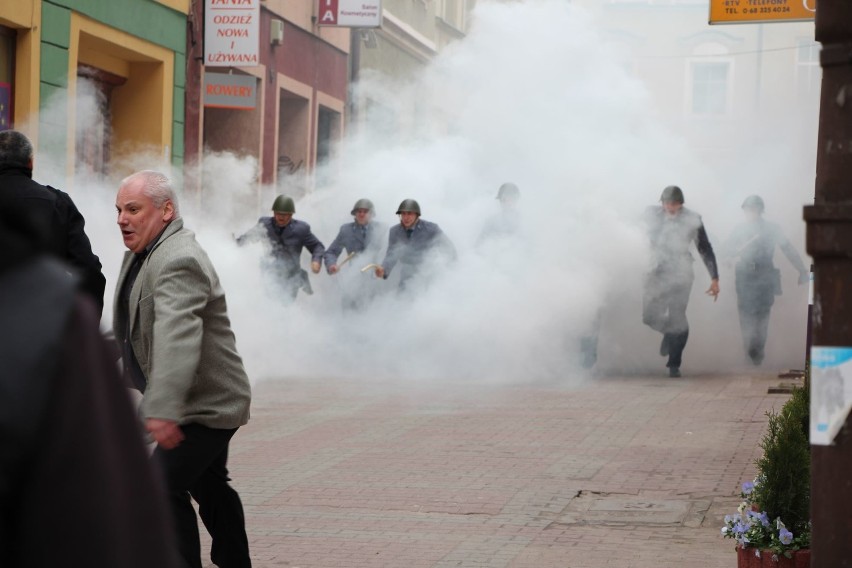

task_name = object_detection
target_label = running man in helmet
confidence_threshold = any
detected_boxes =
[478,182,521,243]
[374,199,456,291]
[324,198,386,309]
[642,185,720,378]
[237,194,325,302]
[720,195,807,366]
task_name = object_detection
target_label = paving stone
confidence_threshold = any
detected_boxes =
[195,371,789,568]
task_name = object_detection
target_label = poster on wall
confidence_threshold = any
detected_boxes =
[0,83,10,130]
[317,0,382,28]
[811,346,852,446]
[204,0,260,67]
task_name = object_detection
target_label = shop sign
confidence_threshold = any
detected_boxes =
[204,0,260,67]
[709,0,815,24]
[204,72,257,110]
[317,0,382,28]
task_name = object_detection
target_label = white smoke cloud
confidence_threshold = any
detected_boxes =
[36,0,815,383]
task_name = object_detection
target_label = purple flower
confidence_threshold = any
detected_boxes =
[742,481,755,495]
[779,528,794,545]
[758,512,770,527]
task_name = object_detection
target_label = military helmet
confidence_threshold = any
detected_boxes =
[496,182,520,201]
[741,194,765,213]
[396,199,421,216]
[351,198,375,215]
[660,185,684,204]
[272,194,296,213]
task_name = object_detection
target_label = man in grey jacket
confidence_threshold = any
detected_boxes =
[114,170,252,568]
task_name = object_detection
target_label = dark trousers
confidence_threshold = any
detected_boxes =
[643,271,693,368]
[153,424,251,568]
[578,309,603,369]
[738,307,771,364]
[735,272,775,365]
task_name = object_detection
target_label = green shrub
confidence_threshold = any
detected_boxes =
[752,383,810,537]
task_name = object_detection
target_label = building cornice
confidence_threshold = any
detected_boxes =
[378,10,438,62]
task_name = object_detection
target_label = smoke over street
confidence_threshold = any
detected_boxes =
[36,0,816,383]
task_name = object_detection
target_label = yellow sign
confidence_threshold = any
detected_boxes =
[710,0,816,24]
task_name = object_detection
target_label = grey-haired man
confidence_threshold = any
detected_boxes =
[114,170,252,568]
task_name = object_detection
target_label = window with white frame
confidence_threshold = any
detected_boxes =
[796,39,821,102]
[688,43,731,116]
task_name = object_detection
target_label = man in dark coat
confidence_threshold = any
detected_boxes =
[721,195,808,365]
[237,194,325,303]
[324,198,386,309]
[374,199,456,291]
[0,205,179,568]
[643,185,719,377]
[0,129,106,317]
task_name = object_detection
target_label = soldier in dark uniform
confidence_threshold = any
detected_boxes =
[374,199,456,291]
[0,129,106,317]
[721,195,808,365]
[643,185,720,377]
[237,194,325,302]
[324,198,386,309]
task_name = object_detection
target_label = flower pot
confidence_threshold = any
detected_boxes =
[737,546,810,568]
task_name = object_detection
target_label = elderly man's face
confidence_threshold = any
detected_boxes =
[116,178,174,253]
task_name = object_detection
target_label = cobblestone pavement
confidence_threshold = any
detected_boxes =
[201,371,793,568]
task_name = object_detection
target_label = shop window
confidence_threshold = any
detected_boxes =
[0,26,14,131]
[75,65,126,177]
[274,89,309,198]
[316,106,340,167]
[315,105,340,186]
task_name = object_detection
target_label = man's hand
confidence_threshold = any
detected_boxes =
[374,266,385,279]
[706,278,720,302]
[328,264,338,275]
[311,261,321,274]
[146,418,184,449]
